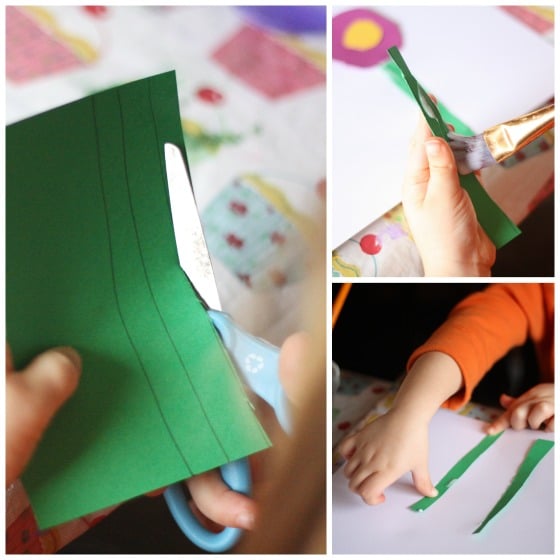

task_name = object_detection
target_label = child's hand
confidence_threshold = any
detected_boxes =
[337,409,437,505]
[6,345,81,486]
[402,116,496,276]
[185,469,257,531]
[487,383,555,434]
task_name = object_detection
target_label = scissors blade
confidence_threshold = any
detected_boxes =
[164,142,221,311]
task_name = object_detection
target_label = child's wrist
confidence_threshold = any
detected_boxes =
[390,401,434,424]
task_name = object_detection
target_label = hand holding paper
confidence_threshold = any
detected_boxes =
[6,72,270,529]
[387,46,521,254]
[402,116,496,276]
[6,346,81,487]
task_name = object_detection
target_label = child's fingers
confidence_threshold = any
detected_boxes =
[6,347,81,485]
[278,331,312,408]
[6,344,14,373]
[186,469,257,530]
[544,416,555,432]
[405,115,433,173]
[338,435,357,461]
[411,466,438,498]
[22,347,81,401]
[499,393,515,408]
[486,394,517,434]
[423,138,460,200]
[527,401,555,430]
[509,402,532,430]
[347,459,377,493]
[486,412,510,435]
[144,487,167,497]
[355,470,396,506]
[402,116,433,207]
[343,455,361,479]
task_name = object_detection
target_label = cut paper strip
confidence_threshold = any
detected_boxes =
[473,438,554,534]
[387,46,521,249]
[6,72,270,529]
[410,432,503,512]
[383,60,474,137]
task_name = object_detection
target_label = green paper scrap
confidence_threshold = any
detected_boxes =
[410,432,503,512]
[384,60,475,137]
[387,46,521,250]
[6,72,271,529]
[473,438,554,534]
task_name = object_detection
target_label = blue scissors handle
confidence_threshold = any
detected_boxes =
[208,310,290,433]
[165,311,289,552]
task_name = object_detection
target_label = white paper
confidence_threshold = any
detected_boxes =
[332,409,554,554]
[332,6,554,249]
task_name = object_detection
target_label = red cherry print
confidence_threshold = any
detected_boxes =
[196,87,224,105]
[84,6,108,17]
[229,200,247,215]
[360,234,382,255]
[226,233,244,249]
[270,231,286,245]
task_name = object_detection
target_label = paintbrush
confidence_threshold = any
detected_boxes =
[447,104,554,175]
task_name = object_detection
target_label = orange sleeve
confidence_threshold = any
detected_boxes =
[407,283,553,410]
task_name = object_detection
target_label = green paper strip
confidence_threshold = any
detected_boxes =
[384,60,475,137]
[410,432,503,512]
[473,438,554,534]
[387,46,521,249]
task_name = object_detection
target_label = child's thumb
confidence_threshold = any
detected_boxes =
[424,138,460,197]
[22,348,81,413]
[412,466,438,498]
[6,347,81,485]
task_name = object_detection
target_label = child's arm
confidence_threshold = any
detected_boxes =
[338,351,463,505]
[402,116,496,277]
[410,283,552,411]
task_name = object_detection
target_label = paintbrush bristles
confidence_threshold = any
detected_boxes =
[447,131,496,175]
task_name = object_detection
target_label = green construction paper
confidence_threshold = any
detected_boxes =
[473,438,554,534]
[6,72,270,529]
[410,432,503,512]
[383,60,475,137]
[387,46,521,250]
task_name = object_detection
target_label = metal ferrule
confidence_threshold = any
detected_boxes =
[483,103,554,163]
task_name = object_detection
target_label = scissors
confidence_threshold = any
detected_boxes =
[162,142,291,552]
